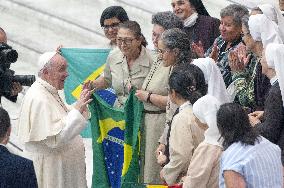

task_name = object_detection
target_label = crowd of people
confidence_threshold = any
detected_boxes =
[1,0,284,187]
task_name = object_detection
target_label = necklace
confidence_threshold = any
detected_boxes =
[144,59,162,90]
[121,56,132,97]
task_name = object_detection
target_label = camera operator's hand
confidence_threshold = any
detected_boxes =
[11,82,23,96]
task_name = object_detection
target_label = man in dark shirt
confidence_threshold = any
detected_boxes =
[0,107,38,187]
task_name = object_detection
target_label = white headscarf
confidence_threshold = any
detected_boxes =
[192,57,231,104]
[37,51,57,74]
[258,4,284,42]
[193,95,222,147]
[265,43,284,106]
[248,14,283,48]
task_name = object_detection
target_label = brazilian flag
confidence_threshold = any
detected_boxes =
[89,89,144,188]
[61,48,116,138]
[121,184,170,188]
[120,183,180,188]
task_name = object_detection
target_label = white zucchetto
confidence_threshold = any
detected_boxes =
[37,51,57,73]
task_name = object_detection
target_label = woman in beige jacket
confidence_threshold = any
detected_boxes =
[91,21,152,108]
[159,63,206,185]
[134,12,183,184]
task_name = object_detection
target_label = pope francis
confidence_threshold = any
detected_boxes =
[17,52,93,188]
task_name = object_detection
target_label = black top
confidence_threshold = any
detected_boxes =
[254,62,271,110]
[255,81,284,164]
[183,15,220,51]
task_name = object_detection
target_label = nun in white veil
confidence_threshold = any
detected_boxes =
[265,43,284,106]
[226,13,283,111]
[183,95,222,188]
[248,14,283,48]
[256,4,284,42]
[248,43,284,166]
[192,57,231,104]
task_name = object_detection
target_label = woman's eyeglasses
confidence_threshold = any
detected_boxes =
[102,23,120,31]
[117,37,136,45]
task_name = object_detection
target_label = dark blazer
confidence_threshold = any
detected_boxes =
[255,82,284,164]
[254,62,271,111]
[0,145,38,188]
[183,15,220,51]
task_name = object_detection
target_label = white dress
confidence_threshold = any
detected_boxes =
[17,78,87,188]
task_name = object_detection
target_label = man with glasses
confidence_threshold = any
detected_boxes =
[100,6,129,48]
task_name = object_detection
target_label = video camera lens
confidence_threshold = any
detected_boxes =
[13,75,35,86]
[1,48,18,63]
[0,43,18,65]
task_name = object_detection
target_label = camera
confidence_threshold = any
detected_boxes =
[0,42,35,96]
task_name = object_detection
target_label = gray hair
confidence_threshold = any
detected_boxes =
[241,15,250,34]
[152,11,183,30]
[38,61,53,77]
[220,4,249,27]
[160,28,192,64]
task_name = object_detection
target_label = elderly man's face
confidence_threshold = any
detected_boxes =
[47,54,68,90]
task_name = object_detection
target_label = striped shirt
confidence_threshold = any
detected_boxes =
[219,136,283,188]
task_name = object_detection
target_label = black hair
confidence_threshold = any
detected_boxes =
[217,103,260,150]
[169,63,207,104]
[100,6,129,27]
[0,107,10,142]
[160,28,192,64]
[152,11,183,30]
[187,0,210,16]
[119,21,148,47]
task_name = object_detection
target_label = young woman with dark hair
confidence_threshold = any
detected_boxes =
[158,63,206,185]
[217,103,282,188]
[217,103,259,149]
[100,6,129,47]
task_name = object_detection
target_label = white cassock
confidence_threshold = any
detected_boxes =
[17,78,87,188]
